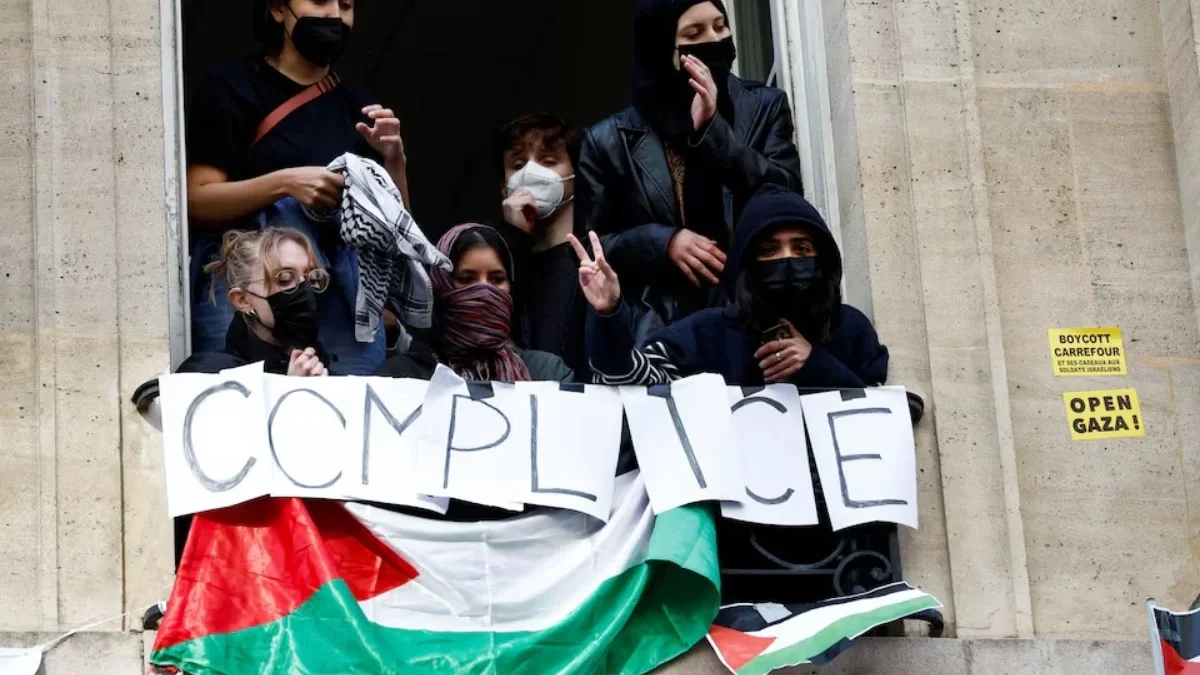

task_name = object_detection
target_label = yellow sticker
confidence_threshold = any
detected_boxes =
[1048,327,1126,377]
[1063,389,1145,441]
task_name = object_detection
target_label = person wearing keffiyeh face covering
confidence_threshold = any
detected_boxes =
[429,224,574,383]
[576,0,804,339]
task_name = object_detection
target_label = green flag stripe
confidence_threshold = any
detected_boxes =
[736,596,940,675]
[153,506,719,675]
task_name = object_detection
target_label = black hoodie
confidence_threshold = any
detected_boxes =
[588,184,888,388]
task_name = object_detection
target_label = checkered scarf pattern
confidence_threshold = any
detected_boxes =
[328,153,450,343]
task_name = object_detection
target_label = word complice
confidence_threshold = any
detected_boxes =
[160,364,920,532]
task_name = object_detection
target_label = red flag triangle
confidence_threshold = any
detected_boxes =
[708,624,776,671]
[155,498,417,651]
[1163,640,1200,675]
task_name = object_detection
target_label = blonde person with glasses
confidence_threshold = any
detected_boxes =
[178,227,334,377]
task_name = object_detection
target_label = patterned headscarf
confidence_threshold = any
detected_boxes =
[431,224,531,382]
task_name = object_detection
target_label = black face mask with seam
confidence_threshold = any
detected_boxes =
[677,36,737,90]
[266,282,320,350]
[662,37,738,138]
[749,256,820,322]
[289,14,351,67]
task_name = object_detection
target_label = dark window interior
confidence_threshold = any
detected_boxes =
[182,0,636,240]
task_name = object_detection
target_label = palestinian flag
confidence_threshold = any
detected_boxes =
[706,582,941,675]
[1150,599,1200,675]
[150,473,719,675]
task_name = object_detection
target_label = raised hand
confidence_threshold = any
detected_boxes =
[357,105,406,166]
[682,54,718,131]
[569,231,621,315]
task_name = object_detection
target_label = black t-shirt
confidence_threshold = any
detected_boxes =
[187,56,380,182]
[524,242,589,378]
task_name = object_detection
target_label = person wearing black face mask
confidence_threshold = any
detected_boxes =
[576,0,804,339]
[178,228,335,378]
[578,184,888,390]
[186,0,414,358]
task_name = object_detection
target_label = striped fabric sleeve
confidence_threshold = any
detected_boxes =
[591,342,681,386]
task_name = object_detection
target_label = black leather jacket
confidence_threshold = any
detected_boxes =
[576,75,803,328]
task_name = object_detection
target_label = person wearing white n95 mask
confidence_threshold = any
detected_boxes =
[495,113,590,379]
[506,160,575,220]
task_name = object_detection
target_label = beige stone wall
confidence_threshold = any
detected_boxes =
[0,0,172,631]
[0,0,1197,647]
[825,0,1200,640]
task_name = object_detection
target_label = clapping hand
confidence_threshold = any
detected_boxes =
[287,347,328,378]
[682,54,718,131]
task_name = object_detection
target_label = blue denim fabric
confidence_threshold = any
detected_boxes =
[188,198,386,375]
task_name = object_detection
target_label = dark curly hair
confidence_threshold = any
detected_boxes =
[495,113,581,174]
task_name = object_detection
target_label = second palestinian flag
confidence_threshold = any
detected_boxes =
[1150,599,1200,675]
[706,582,941,675]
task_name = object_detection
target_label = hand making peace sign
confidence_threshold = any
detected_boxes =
[568,231,622,316]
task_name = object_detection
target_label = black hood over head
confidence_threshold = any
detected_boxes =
[632,0,731,142]
[722,183,842,296]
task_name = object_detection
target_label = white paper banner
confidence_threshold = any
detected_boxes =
[160,363,272,517]
[513,381,624,521]
[342,376,448,514]
[0,647,43,675]
[265,374,360,499]
[801,387,918,531]
[414,368,527,511]
[722,385,819,526]
[621,374,743,513]
[157,366,921,531]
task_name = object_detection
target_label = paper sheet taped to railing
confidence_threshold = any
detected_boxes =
[159,364,919,530]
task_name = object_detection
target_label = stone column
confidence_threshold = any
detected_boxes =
[824,0,1200,639]
[0,0,171,631]
[1159,0,1200,580]
[823,0,1033,638]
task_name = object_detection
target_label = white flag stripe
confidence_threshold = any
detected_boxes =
[1149,600,1167,675]
[349,472,655,634]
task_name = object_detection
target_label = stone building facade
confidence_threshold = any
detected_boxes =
[1,0,1198,671]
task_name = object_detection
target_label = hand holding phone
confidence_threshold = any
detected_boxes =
[760,323,790,346]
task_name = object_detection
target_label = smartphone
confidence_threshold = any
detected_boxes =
[760,323,790,345]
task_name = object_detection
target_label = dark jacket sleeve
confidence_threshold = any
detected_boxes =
[376,337,440,379]
[586,301,642,380]
[175,351,246,374]
[689,89,804,198]
[791,307,889,390]
[576,125,677,287]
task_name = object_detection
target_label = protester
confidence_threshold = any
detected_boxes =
[168,227,330,570]
[577,0,804,333]
[187,0,410,354]
[381,224,574,382]
[494,114,589,377]
[177,228,333,376]
[579,184,887,389]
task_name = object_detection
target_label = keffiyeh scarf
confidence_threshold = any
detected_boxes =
[328,153,450,343]
[431,224,531,382]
